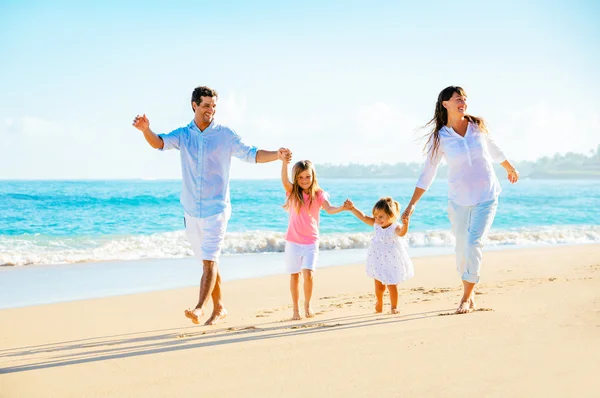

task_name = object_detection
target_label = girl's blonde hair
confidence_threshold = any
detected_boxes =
[372,197,401,222]
[283,160,321,213]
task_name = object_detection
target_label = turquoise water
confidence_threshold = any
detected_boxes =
[1,178,599,266]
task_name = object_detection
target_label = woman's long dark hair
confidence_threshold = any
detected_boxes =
[423,86,488,162]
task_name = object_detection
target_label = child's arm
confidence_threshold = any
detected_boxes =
[322,199,346,215]
[345,199,375,226]
[280,155,293,193]
[395,218,409,237]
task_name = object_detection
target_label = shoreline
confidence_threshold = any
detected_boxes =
[0,242,595,310]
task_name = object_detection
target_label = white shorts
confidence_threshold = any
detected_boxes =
[284,241,319,274]
[184,210,230,262]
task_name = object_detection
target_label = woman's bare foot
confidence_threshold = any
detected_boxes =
[305,306,315,318]
[469,294,477,310]
[456,300,473,314]
[184,308,203,325]
[205,307,227,325]
[390,308,400,314]
[292,308,302,320]
[375,301,383,313]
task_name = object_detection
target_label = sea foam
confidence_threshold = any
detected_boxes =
[2,225,599,266]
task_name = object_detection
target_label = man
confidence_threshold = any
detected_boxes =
[132,86,290,325]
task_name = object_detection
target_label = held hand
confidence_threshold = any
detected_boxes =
[401,204,415,223]
[343,199,354,210]
[278,148,292,163]
[507,168,519,184]
[132,114,150,132]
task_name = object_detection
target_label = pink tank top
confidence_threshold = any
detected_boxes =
[284,190,329,244]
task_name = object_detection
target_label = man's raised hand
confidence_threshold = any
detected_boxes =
[132,114,150,132]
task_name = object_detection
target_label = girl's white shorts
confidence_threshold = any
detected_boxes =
[284,241,319,274]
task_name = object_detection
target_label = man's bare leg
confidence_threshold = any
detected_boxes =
[374,280,386,313]
[456,280,476,314]
[387,284,399,314]
[205,267,228,325]
[290,273,301,320]
[302,269,314,318]
[185,260,217,324]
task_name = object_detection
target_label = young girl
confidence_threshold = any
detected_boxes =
[345,197,414,314]
[280,155,347,320]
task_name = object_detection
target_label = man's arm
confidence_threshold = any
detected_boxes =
[132,114,164,149]
[256,149,282,163]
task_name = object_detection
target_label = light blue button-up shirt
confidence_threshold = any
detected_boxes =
[159,120,258,218]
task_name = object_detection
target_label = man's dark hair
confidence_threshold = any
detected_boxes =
[191,86,218,111]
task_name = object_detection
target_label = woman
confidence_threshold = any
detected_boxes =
[402,86,519,314]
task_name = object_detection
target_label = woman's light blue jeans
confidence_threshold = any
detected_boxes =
[448,198,498,284]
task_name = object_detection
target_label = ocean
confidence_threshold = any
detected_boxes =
[2,178,599,267]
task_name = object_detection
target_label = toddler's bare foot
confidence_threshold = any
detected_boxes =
[292,308,302,320]
[205,307,227,325]
[390,308,400,314]
[184,308,203,325]
[375,301,383,313]
[305,306,314,318]
[455,300,473,314]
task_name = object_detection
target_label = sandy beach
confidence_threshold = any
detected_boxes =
[1,244,599,398]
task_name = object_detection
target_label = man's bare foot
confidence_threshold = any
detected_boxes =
[184,308,203,325]
[375,301,383,313]
[205,308,227,325]
[391,308,400,314]
[292,308,302,320]
[456,300,473,314]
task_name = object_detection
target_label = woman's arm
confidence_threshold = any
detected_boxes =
[404,144,443,220]
[500,160,519,184]
[485,134,519,184]
[402,187,426,221]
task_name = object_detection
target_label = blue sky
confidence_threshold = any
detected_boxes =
[1,0,599,179]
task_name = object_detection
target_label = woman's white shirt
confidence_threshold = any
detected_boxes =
[416,123,507,206]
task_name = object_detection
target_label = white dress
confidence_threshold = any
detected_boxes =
[366,222,414,285]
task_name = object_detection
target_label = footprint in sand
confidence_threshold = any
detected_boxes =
[290,323,339,330]
[227,326,259,332]
[424,288,453,295]
[438,308,493,316]
[255,309,276,317]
